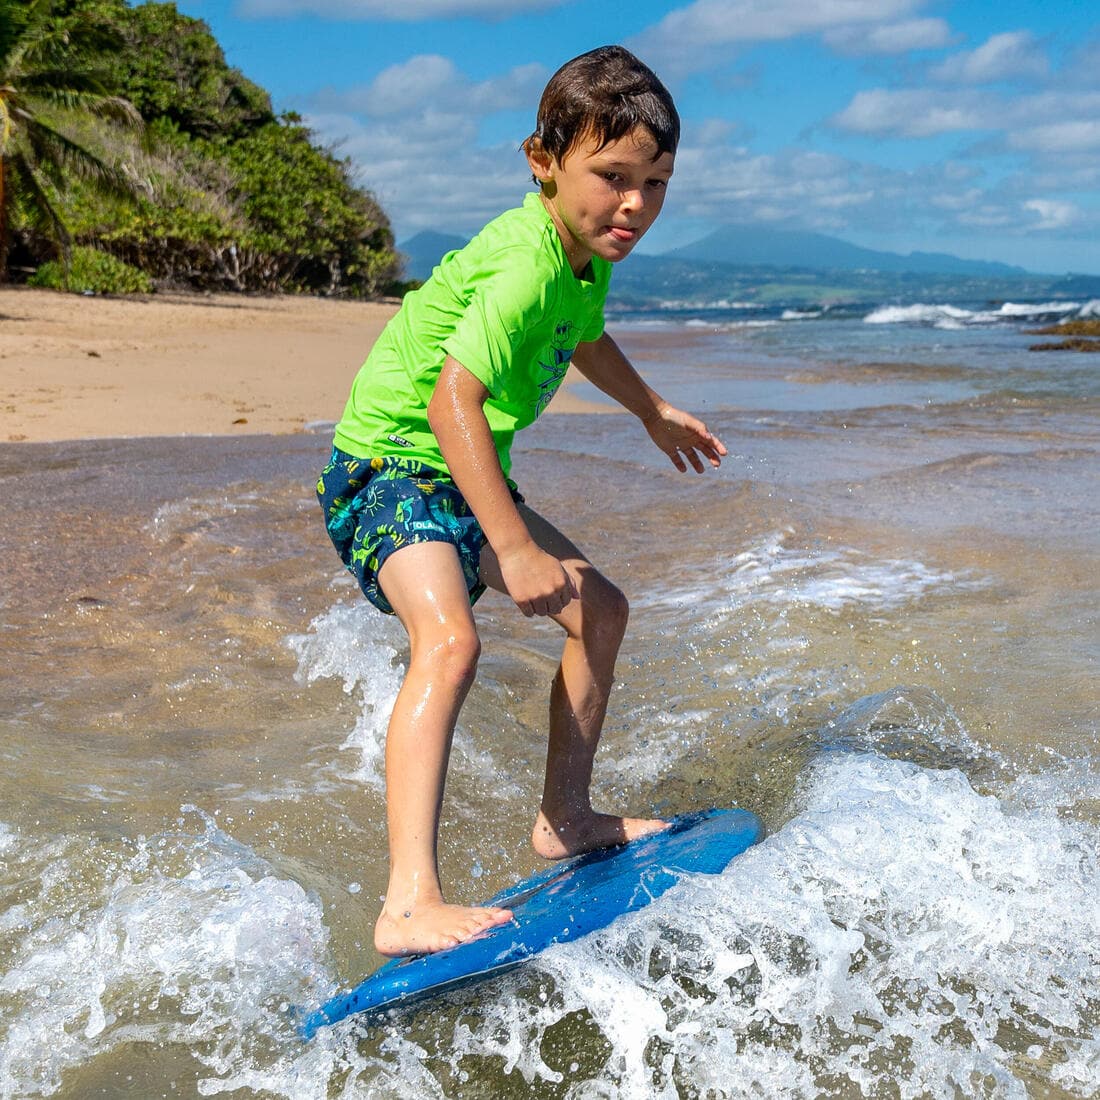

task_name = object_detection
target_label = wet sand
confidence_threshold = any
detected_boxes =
[0,287,610,443]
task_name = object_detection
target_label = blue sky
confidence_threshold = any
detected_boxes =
[177,0,1100,274]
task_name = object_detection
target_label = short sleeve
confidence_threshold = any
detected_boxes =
[442,250,550,398]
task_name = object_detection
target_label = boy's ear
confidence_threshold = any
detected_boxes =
[524,135,554,185]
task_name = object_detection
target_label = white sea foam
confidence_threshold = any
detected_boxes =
[781,309,823,320]
[864,300,1082,329]
[864,303,975,327]
[1077,299,1100,318]
[147,490,269,540]
[434,751,1100,1098]
[0,810,331,1099]
[658,299,758,311]
[6,752,1092,1097]
[654,530,987,619]
[287,602,405,789]
[995,300,1079,318]
[684,317,777,330]
[636,533,990,737]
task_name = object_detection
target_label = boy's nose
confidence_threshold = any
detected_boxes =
[620,188,645,213]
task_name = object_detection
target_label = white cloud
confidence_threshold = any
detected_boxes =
[236,0,565,20]
[833,85,1100,144]
[308,105,530,234]
[356,55,460,115]
[629,0,923,73]
[294,24,1099,268]
[665,142,892,231]
[1023,198,1080,230]
[303,59,549,237]
[825,17,951,55]
[1008,119,1100,153]
[954,205,1018,229]
[930,31,1049,83]
[929,188,983,211]
[322,55,546,119]
[832,88,989,136]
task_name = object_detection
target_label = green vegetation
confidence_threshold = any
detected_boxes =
[28,243,151,292]
[1,0,401,295]
[0,0,142,280]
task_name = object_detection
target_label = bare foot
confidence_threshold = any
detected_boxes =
[531,809,670,861]
[374,900,513,957]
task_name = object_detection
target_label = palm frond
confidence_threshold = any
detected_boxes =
[1,0,149,279]
[23,82,143,130]
[7,146,71,256]
[22,110,143,199]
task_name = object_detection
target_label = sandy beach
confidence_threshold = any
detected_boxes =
[0,287,609,443]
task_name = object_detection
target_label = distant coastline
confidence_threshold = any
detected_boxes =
[398,227,1100,310]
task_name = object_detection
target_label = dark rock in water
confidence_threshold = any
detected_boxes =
[1028,338,1100,352]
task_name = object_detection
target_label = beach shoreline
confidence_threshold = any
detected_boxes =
[0,286,612,444]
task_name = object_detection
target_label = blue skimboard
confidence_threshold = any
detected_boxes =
[300,807,763,1038]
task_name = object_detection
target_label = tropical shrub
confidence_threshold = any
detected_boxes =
[28,244,152,292]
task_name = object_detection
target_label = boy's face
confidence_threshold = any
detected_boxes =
[528,126,674,276]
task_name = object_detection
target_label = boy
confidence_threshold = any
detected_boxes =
[318,45,726,957]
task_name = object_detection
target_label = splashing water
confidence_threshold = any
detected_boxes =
[288,602,406,789]
[0,809,332,1099]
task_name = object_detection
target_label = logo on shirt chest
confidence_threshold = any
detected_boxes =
[534,321,578,417]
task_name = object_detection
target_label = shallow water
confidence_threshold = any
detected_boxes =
[1,302,1097,1098]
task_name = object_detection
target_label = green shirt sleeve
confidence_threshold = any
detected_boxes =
[441,246,553,399]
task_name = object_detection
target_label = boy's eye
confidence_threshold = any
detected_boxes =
[648,179,668,190]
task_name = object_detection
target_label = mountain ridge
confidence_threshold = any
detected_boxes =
[395,226,1100,305]
[661,225,1030,277]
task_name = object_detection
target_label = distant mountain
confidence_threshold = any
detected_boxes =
[398,231,467,281]
[663,225,1030,278]
[395,223,1083,309]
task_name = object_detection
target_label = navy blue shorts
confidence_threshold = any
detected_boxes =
[317,447,522,615]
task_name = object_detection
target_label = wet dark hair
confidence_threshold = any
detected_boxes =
[524,45,679,165]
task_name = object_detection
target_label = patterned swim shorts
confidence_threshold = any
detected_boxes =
[316,447,522,615]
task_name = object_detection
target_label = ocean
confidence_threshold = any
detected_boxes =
[1,293,1097,1098]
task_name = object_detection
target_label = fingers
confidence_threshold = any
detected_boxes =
[651,411,727,473]
[517,562,576,617]
[665,438,722,473]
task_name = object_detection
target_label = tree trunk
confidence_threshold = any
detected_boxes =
[0,155,9,283]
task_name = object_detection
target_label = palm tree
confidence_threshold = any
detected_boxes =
[0,0,142,281]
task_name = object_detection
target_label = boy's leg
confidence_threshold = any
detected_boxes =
[480,504,668,859]
[373,541,512,956]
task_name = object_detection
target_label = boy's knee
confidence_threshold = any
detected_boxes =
[607,583,629,637]
[583,574,629,641]
[412,626,481,689]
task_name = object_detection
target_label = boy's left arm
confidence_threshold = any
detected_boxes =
[570,333,727,472]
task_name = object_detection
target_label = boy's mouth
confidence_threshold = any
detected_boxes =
[607,226,638,243]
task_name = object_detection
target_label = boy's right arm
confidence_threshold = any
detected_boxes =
[427,356,577,618]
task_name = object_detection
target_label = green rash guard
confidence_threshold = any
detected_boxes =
[333,192,612,478]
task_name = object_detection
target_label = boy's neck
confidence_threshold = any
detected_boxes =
[537,190,594,279]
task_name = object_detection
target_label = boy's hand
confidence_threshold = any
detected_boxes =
[497,542,578,618]
[642,404,727,472]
